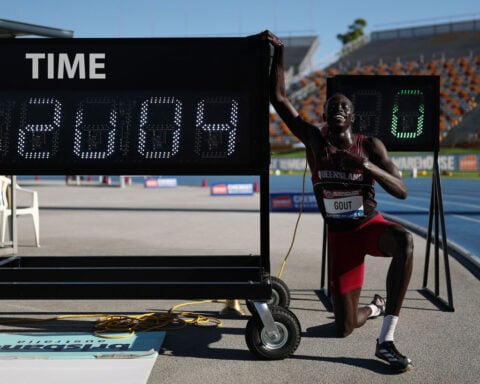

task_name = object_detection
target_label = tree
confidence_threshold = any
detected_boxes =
[336,18,367,45]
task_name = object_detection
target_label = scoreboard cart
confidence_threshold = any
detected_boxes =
[0,37,301,359]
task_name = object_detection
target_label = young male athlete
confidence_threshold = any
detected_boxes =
[263,30,414,373]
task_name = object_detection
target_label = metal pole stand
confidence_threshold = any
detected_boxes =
[318,222,333,312]
[421,151,454,312]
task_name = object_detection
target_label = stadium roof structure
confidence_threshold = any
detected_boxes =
[0,18,73,38]
[281,35,320,77]
[333,18,480,67]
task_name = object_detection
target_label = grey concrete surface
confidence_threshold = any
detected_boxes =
[1,181,479,384]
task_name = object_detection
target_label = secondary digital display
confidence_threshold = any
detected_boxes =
[0,38,270,175]
[327,75,440,152]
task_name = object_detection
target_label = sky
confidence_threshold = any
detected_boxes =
[2,0,480,68]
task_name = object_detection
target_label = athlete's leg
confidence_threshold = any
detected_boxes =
[377,225,413,316]
[328,223,377,337]
[332,288,372,337]
[374,225,414,372]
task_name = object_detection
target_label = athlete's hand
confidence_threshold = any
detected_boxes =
[252,30,284,48]
[334,150,368,171]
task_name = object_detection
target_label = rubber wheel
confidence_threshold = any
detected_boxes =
[245,306,301,360]
[246,276,291,314]
[267,276,291,308]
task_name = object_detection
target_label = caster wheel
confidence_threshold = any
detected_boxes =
[246,276,291,314]
[245,299,257,315]
[268,276,291,308]
[245,306,301,360]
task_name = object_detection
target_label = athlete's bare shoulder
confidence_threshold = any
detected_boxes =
[362,136,389,161]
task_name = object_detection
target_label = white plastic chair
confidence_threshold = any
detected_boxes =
[0,176,40,247]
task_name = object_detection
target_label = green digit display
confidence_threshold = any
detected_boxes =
[327,75,439,152]
[391,89,425,139]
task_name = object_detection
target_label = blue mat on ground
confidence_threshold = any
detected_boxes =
[0,331,166,359]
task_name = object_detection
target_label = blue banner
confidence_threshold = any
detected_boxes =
[144,177,178,188]
[270,192,319,212]
[210,183,254,196]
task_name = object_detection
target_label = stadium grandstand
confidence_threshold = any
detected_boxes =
[277,34,320,84]
[272,18,480,150]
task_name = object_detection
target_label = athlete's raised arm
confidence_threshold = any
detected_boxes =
[260,30,299,130]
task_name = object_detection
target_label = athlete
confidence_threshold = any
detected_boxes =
[262,30,414,373]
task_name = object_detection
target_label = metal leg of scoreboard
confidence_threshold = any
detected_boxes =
[421,153,454,312]
[318,222,333,312]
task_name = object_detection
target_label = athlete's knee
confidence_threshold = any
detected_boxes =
[332,289,361,337]
[336,320,355,338]
[397,230,414,262]
[333,309,356,337]
[388,226,414,261]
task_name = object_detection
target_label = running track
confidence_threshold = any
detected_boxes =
[191,175,480,270]
[264,175,480,271]
[375,178,480,270]
[18,175,480,271]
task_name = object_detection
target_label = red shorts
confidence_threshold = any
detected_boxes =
[328,213,397,295]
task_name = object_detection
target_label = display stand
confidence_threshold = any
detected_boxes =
[318,222,332,312]
[0,175,17,256]
[421,151,454,311]
[0,175,273,302]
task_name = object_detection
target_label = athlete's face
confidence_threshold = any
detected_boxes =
[324,94,355,132]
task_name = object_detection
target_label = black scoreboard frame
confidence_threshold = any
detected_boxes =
[0,37,273,302]
[0,37,270,175]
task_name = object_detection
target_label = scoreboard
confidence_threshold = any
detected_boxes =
[327,75,440,152]
[0,38,270,175]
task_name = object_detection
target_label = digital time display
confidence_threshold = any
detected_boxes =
[0,38,270,175]
[327,75,440,152]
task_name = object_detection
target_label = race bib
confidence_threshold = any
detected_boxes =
[322,189,364,219]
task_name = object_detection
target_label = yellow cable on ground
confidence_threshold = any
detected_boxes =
[0,161,308,334]
[0,301,224,339]
[0,161,311,333]
[277,158,308,279]
[0,163,310,336]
